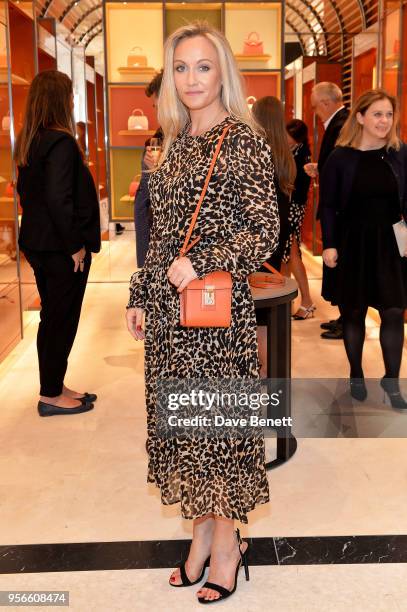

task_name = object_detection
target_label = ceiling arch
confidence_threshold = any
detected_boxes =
[36,0,377,57]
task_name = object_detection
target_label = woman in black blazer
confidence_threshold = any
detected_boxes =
[16,70,101,417]
[320,89,407,407]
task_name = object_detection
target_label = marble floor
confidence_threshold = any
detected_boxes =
[0,231,407,611]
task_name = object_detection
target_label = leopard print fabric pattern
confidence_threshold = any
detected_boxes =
[128,116,279,523]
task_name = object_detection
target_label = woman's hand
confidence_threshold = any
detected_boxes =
[167,257,198,293]
[126,307,145,340]
[72,247,86,272]
[304,162,318,178]
[322,248,338,268]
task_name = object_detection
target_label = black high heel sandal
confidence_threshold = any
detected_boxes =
[169,555,211,587]
[380,377,407,411]
[198,528,249,604]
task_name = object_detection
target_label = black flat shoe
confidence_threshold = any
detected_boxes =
[320,319,338,331]
[380,378,407,411]
[78,392,97,403]
[169,555,210,587]
[350,378,367,401]
[198,528,249,604]
[38,401,94,417]
[321,327,343,340]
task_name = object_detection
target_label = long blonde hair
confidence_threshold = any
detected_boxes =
[157,22,263,163]
[337,89,400,150]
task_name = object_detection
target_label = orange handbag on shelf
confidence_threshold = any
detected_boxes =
[179,124,233,328]
[243,32,264,56]
[127,46,148,68]
[248,262,286,289]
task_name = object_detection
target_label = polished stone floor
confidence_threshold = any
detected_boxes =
[0,230,407,611]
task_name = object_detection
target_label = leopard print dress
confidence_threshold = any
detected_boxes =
[128,116,279,524]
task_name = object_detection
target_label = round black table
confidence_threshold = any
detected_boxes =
[252,278,298,470]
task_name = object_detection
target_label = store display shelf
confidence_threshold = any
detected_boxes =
[0,131,11,136]
[0,70,29,85]
[235,54,272,62]
[0,197,14,203]
[118,130,156,136]
[111,145,145,150]
[118,67,157,79]
[108,81,155,87]
[241,69,282,74]
[120,194,133,202]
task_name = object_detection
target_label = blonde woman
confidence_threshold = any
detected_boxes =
[126,23,279,604]
[320,89,407,406]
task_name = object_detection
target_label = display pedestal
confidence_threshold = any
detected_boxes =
[252,278,298,470]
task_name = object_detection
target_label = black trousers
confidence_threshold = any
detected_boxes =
[23,249,91,397]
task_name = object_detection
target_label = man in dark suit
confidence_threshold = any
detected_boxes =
[304,82,349,339]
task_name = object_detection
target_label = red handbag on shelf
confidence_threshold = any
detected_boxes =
[4,182,14,198]
[243,32,264,56]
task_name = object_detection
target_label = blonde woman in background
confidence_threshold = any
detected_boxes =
[126,22,279,604]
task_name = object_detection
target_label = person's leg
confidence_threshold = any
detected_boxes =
[256,326,267,378]
[290,238,314,316]
[169,514,215,585]
[196,515,248,602]
[339,305,368,378]
[379,307,404,379]
[38,252,90,401]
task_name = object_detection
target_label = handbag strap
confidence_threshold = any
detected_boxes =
[180,123,233,257]
[262,261,284,278]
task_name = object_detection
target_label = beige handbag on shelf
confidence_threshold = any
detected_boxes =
[246,96,257,111]
[127,46,147,68]
[127,109,149,131]
[1,111,10,131]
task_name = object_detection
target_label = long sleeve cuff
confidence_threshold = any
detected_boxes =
[127,270,146,309]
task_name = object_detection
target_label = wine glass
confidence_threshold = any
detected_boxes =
[149,137,162,166]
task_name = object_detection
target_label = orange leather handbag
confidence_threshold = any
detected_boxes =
[179,124,233,328]
[249,262,285,288]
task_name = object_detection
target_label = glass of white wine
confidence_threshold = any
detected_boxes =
[149,137,162,166]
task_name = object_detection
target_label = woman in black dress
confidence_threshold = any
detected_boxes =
[320,89,407,406]
[251,97,295,272]
[285,119,314,319]
[251,97,296,375]
[16,71,101,416]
